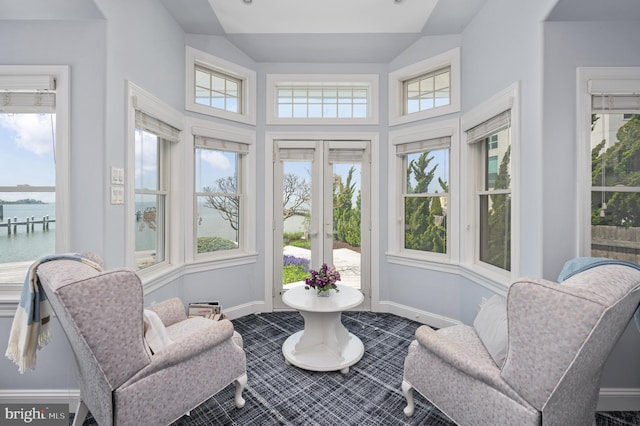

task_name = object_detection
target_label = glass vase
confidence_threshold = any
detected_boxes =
[316,287,331,297]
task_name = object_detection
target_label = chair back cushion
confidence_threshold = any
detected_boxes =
[501,264,640,418]
[37,259,151,425]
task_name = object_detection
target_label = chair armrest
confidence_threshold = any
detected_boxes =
[146,297,186,326]
[413,325,518,398]
[123,319,236,385]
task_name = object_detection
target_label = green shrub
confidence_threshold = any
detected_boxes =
[197,236,238,253]
[282,265,309,284]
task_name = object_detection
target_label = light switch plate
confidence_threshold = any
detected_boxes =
[111,186,124,204]
[111,167,124,184]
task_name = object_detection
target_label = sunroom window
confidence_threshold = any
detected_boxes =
[403,67,451,115]
[195,65,241,114]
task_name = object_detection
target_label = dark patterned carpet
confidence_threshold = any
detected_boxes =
[75,311,640,425]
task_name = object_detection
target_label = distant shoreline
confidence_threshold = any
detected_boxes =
[0,199,47,205]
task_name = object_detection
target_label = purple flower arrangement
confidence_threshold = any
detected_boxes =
[304,263,341,293]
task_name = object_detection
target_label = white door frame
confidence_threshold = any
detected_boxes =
[264,131,379,312]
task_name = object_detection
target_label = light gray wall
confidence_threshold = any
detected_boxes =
[542,19,640,388]
[0,19,106,389]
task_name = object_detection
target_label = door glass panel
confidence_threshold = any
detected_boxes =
[282,160,312,289]
[332,162,361,289]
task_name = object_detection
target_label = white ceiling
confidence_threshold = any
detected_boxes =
[4,0,639,63]
[208,0,438,34]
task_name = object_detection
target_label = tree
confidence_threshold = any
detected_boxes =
[404,152,447,253]
[484,146,511,270]
[203,172,311,230]
[592,114,640,227]
[333,166,361,247]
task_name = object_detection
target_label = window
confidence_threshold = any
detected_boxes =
[195,65,241,113]
[399,139,450,254]
[388,119,458,263]
[186,47,256,125]
[187,120,256,264]
[0,67,69,284]
[404,67,451,115]
[584,75,640,263]
[467,110,512,272]
[266,74,379,125]
[128,82,182,272]
[389,48,460,126]
[194,137,248,256]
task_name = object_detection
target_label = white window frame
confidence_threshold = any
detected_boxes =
[387,118,460,267]
[185,117,257,271]
[266,74,379,125]
[0,66,70,294]
[185,46,256,126]
[389,47,460,127]
[461,82,520,287]
[126,82,183,281]
[577,67,640,255]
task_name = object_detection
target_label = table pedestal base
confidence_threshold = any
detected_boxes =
[283,330,364,374]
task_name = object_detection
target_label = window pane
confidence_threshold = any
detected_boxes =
[405,149,449,194]
[135,194,165,270]
[0,107,57,282]
[134,129,159,190]
[404,196,447,253]
[403,148,449,254]
[194,66,243,115]
[403,67,451,115]
[195,147,241,255]
[293,104,307,118]
[485,129,511,191]
[479,193,511,270]
[591,113,640,262]
[196,195,240,253]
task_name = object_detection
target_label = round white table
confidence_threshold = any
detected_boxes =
[282,284,364,374]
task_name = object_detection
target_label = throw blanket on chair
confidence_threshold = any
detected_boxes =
[5,253,103,373]
[558,257,640,333]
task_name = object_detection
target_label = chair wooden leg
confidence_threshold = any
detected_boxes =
[402,379,415,417]
[234,373,247,408]
[72,400,88,426]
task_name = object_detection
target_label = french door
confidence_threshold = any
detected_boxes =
[273,139,370,310]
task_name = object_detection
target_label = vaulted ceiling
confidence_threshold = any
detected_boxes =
[2,0,639,63]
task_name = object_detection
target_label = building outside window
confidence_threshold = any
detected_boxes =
[467,110,512,272]
[0,68,68,284]
[399,138,449,254]
[194,137,248,256]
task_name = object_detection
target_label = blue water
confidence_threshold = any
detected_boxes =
[0,204,56,263]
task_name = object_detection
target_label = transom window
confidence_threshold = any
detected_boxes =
[403,67,451,115]
[276,84,368,119]
[266,74,379,125]
[185,47,256,125]
[195,65,241,114]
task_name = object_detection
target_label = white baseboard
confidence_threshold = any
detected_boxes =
[222,300,266,320]
[0,389,80,412]
[597,388,640,411]
[376,300,462,329]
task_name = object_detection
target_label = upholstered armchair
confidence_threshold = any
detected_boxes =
[402,263,640,425]
[36,256,247,426]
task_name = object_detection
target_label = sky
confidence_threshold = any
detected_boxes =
[0,113,56,202]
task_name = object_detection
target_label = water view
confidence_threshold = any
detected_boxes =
[0,203,56,263]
